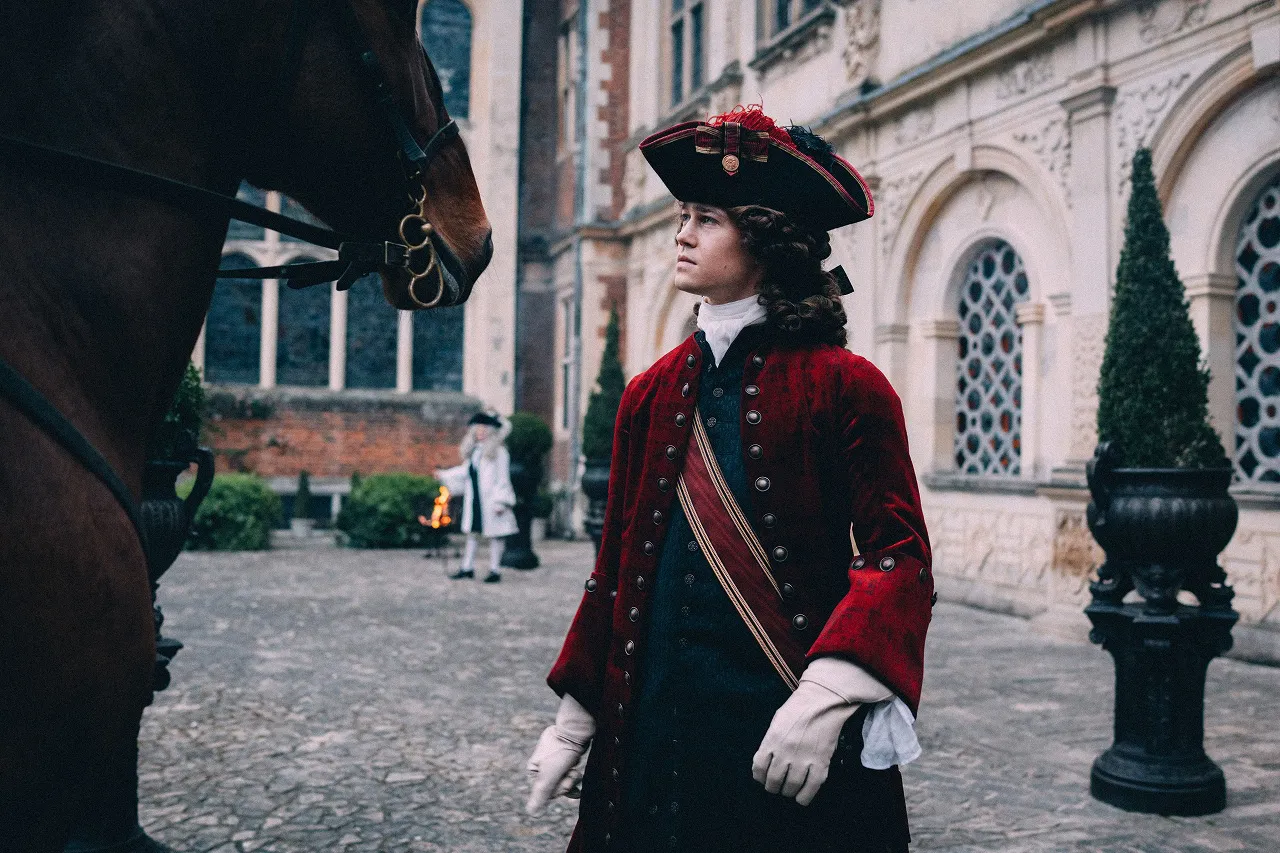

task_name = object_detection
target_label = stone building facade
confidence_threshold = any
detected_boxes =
[546,0,1280,656]
[193,0,525,523]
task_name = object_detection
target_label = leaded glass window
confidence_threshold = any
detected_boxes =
[1235,172,1280,482]
[954,241,1029,475]
[413,304,465,391]
[419,0,471,120]
[346,274,399,389]
[277,258,330,386]
[206,254,261,384]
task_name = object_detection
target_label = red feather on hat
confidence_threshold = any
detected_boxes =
[705,103,793,148]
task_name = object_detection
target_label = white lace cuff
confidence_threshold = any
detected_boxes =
[860,697,922,770]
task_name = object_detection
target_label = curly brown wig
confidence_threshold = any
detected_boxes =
[725,205,848,347]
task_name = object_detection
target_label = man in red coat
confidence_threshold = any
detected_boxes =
[527,106,933,853]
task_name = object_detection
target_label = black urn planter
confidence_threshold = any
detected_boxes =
[64,447,213,853]
[580,458,611,555]
[500,459,542,570]
[1085,441,1238,816]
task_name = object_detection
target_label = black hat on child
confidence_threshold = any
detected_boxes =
[638,104,874,233]
[468,412,502,427]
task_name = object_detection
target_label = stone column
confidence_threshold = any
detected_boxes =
[329,285,347,391]
[1058,81,1116,479]
[396,310,413,394]
[874,322,910,393]
[1185,272,1237,450]
[260,279,279,389]
[915,319,961,472]
[192,323,206,372]
[1016,302,1046,480]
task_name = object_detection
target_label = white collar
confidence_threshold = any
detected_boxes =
[696,294,767,367]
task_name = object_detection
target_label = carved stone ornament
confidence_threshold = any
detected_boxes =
[842,0,882,89]
[878,168,926,259]
[893,105,935,146]
[1137,0,1210,44]
[1013,117,1072,207]
[1114,73,1192,195]
[996,53,1054,100]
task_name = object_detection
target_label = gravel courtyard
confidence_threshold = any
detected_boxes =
[138,539,1280,852]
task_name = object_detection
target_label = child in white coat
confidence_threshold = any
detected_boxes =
[436,412,519,582]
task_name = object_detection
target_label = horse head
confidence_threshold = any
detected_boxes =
[236,0,493,309]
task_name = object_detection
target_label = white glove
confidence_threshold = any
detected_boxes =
[526,693,596,815]
[751,657,894,806]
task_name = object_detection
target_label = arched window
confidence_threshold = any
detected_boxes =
[206,253,262,384]
[419,0,471,120]
[1235,172,1280,482]
[346,274,399,389]
[413,304,465,391]
[954,240,1029,476]
[277,258,331,386]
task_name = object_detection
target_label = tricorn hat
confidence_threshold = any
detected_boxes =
[468,412,502,428]
[639,105,874,233]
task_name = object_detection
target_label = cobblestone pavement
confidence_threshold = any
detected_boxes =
[140,539,1280,852]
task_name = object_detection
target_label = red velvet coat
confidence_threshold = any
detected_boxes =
[548,331,933,851]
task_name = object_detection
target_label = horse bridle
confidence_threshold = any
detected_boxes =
[0,0,463,308]
[0,0,467,571]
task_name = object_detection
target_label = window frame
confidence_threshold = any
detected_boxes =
[665,0,707,109]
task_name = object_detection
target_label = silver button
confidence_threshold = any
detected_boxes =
[745,384,760,396]
[781,582,795,600]
[746,410,761,424]
[919,566,931,583]
[675,413,686,426]
[653,510,664,524]
[752,355,765,367]
[687,540,698,552]
[585,578,598,592]
[629,607,640,622]
[706,417,717,428]
[681,383,690,397]
[657,477,671,491]
[625,640,635,655]
[755,477,770,492]
[712,387,724,398]
[686,354,696,367]
[880,556,896,572]
[643,541,655,555]
[748,444,762,459]
[792,613,808,631]
[684,573,695,585]
[852,556,866,570]
[624,671,631,684]
[636,575,645,590]
[762,513,776,527]
[773,546,788,562]
[666,445,677,459]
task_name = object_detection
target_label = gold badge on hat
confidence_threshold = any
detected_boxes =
[721,154,740,175]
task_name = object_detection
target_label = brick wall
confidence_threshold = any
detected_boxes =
[204,387,479,478]
[596,0,631,221]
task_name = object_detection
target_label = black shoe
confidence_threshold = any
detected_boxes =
[449,568,475,580]
[483,571,502,583]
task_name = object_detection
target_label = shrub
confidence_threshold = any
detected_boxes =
[582,306,625,460]
[336,473,447,548]
[1096,148,1227,468]
[187,473,281,551]
[148,361,205,460]
[506,412,553,466]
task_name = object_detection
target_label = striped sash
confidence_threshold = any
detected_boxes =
[676,411,807,691]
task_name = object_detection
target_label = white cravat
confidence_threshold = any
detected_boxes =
[696,294,768,367]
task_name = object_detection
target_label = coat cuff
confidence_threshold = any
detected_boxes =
[806,546,933,714]
[547,569,615,719]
